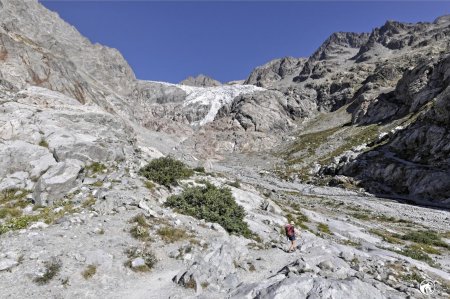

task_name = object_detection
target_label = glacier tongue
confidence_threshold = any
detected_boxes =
[146,81,264,126]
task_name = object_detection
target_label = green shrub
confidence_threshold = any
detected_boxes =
[139,157,193,188]
[165,183,252,237]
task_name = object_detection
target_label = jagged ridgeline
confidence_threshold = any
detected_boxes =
[0,0,450,298]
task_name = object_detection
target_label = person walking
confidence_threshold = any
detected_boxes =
[285,221,297,253]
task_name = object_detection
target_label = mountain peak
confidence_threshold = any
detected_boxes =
[179,74,222,87]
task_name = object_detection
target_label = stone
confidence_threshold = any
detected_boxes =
[33,159,83,206]
[0,258,18,271]
[318,260,334,271]
[131,258,146,268]
[29,222,49,230]
[339,251,355,262]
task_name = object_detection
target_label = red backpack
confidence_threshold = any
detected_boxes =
[285,224,294,237]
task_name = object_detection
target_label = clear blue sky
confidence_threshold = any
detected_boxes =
[40,1,448,83]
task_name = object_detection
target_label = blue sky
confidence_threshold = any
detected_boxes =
[41,1,449,83]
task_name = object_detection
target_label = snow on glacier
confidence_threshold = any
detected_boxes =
[147,81,264,126]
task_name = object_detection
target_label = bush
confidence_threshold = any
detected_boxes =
[139,157,193,188]
[165,183,252,237]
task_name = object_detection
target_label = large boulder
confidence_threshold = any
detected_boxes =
[33,159,83,205]
[0,140,56,185]
[173,237,247,292]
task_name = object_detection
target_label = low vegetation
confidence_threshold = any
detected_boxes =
[399,230,449,249]
[157,226,189,243]
[85,162,107,175]
[81,265,97,280]
[34,259,62,285]
[165,182,252,238]
[130,225,149,241]
[370,229,403,244]
[317,223,332,235]
[0,199,78,235]
[0,189,28,205]
[286,213,309,230]
[81,196,96,209]
[144,180,155,191]
[125,244,157,272]
[129,214,151,241]
[396,245,434,264]
[38,138,49,148]
[139,157,194,188]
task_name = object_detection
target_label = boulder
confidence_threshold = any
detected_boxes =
[33,159,83,205]
[0,258,18,271]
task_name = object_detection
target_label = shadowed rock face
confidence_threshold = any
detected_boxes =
[336,55,450,204]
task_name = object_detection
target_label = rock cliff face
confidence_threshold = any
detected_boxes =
[243,16,450,205]
[336,55,450,205]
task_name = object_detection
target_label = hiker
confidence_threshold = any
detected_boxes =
[285,221,297,253]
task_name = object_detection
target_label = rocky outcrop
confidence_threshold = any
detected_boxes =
[0,85,137,206]
[215,90,296,133]
[334,54,450,205]
[180,74,222,87]
[245,57,306,87]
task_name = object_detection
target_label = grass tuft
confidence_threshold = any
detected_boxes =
[317,223,332,235]
[157,226,189,243]
[34,259,62,285]
[81,265,97,280]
